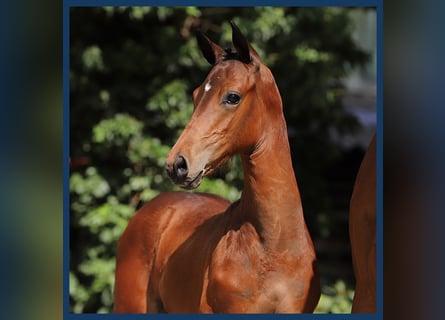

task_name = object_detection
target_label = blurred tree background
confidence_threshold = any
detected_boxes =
[70,7,374,313]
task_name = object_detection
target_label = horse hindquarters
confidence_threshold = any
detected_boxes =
[113,192,232,313]
[113,192,186,313]
[113,206,158,313]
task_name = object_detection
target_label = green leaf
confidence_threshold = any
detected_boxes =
[82,45,104,71]
[92,113,143,146]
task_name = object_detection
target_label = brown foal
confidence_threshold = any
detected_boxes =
[113,22,320,313]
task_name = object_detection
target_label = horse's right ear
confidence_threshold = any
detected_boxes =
[196,31,225,65]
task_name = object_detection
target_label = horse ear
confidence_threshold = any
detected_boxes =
[196,31,224,65]
[230,20,252,64]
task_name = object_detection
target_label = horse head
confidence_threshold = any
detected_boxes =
[166,21,283,189]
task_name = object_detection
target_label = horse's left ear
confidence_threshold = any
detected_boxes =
[230,20,260,64]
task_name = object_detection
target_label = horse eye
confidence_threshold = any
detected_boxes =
[224,93,241,105]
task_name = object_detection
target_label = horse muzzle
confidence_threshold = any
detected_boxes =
[165,154,204,189]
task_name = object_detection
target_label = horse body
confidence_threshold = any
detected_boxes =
[114,22,320,314]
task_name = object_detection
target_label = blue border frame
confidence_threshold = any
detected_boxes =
[375,2,383,317]
[63,1,71,319]
[63,1,383,319]
[66,0,379,6]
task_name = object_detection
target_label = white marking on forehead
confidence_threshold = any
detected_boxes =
[204,81,212,92]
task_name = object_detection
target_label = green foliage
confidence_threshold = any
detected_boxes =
[70,7,370,313]
[315,280,354,313]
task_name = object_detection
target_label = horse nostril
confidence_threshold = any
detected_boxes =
[174,155,188,180]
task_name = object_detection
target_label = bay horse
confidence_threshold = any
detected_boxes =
[349,134,376,312]
[113,21,320,313]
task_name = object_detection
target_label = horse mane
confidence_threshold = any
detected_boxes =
[223,47,251,63]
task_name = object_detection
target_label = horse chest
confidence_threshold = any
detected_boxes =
[205,223,307,313]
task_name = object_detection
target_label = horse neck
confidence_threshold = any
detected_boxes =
[238,114,308,253]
